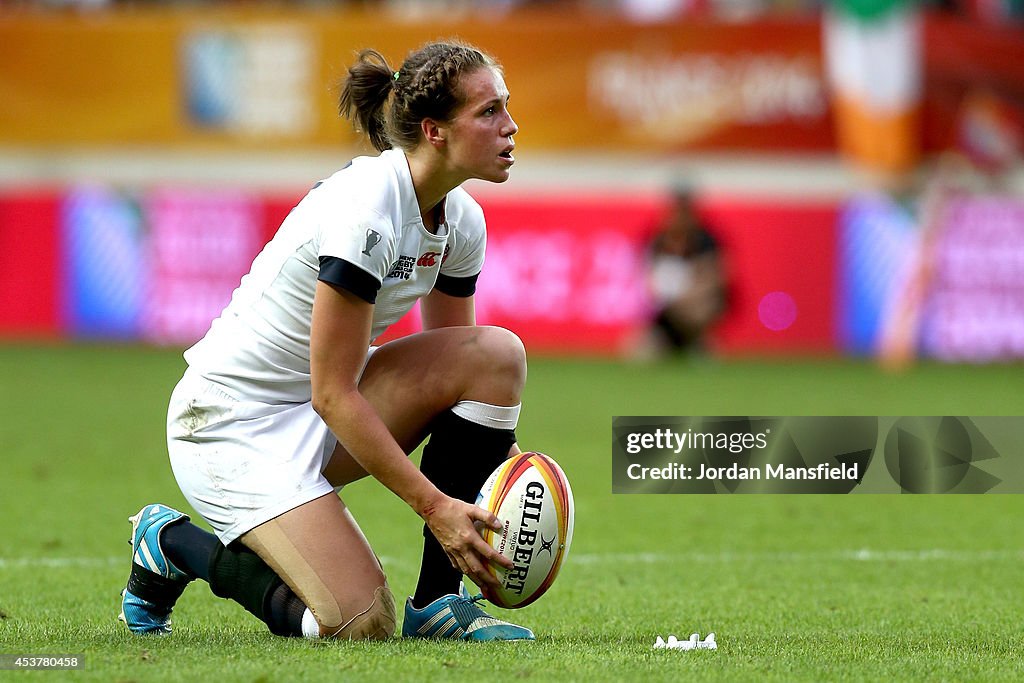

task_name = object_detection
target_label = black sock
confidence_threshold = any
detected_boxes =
[265,581,308,637]
[162,521,218,582]
[413,536,457,609]
[207,540,307,637]
[412,409,515,608]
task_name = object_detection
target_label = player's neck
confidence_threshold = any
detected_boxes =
[404,150,463,226]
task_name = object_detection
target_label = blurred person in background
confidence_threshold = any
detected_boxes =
[639,186,728,358]
[118,40,537,644]
[878,85,1022,369]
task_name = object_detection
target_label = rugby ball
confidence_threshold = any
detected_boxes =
[475,451,574,609]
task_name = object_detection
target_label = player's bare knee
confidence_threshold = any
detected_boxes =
[320,583,396,641]
[473,326,527,388]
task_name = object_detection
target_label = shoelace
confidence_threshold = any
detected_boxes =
[451,592,505,631]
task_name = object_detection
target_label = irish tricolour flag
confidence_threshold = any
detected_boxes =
[824,0,922,175]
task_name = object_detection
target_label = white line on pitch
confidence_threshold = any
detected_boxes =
[569,549,1024,564]
[2,549,1021,571]
[0,557,122,569]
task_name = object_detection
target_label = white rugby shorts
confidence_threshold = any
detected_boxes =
[167,350,376,544]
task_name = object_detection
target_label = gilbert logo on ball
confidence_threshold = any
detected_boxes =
[475,452,575,609]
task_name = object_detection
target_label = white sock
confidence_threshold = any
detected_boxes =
[451,400,521,430]
[301,608,320,639]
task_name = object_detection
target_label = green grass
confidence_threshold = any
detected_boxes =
[1,343,1023,681]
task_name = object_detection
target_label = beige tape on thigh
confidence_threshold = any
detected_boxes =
[243,519,344,629]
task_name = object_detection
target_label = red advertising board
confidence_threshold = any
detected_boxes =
[144,189,263,344]
[476,194,838,355]
[0,191,61,337]
[474,193,663,353]
[701,199,839,354]
[4,188,839,355]
[268,191,839,355]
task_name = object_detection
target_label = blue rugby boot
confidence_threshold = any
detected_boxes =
[118,504,192,635]
[402,584,534,641]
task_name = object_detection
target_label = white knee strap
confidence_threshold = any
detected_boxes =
[452,400,521,430]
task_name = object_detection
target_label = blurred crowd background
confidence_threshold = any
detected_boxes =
[7,0,1024,22]
[1,0,1022,365]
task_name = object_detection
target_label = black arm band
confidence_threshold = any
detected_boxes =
[433,272,479,298]
[318,256,381,304]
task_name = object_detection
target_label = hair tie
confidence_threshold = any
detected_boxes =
[393,71,400,81]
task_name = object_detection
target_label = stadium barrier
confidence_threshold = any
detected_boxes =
[1,187,837,355]
[5,186,1023,359]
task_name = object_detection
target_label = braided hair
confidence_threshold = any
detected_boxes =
[339,41,497,153]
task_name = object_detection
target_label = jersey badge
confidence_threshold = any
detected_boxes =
[416,251,440,267]
[362,229,382,256]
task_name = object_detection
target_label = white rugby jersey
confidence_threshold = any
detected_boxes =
[183,149,486,403]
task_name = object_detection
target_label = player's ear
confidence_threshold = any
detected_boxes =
[421,118,447,148]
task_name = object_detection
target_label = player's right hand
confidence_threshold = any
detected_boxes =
[421,495,514,591]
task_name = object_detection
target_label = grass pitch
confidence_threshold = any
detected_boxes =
[1,343,1022,681]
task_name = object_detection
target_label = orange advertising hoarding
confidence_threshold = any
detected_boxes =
[0,9,833,151]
